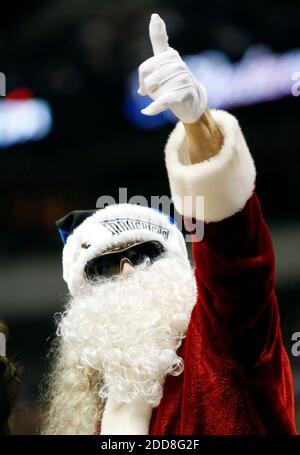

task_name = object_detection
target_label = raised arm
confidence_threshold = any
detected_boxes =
[136,13,296,434]
[138,14,281,366]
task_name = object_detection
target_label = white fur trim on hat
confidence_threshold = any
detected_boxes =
[62,203,187,296]
[164,109,256,222]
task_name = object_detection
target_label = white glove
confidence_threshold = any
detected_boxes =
[138,13,207,124]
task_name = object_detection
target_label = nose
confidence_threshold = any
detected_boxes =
[120,258,134,276]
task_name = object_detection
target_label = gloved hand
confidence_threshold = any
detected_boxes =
[138,13,207,124]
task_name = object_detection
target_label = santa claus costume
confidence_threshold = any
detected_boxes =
[41,14,296,435]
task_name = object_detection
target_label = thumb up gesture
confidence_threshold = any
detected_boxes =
[138,13,207,124]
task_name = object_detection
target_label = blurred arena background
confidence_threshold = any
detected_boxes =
[0,0,300,434]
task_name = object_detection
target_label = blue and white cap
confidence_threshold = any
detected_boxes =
[57,204,187,296]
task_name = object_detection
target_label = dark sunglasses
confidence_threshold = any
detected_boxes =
[84,240,165,281]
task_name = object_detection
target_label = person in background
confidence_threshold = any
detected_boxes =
[0,321,21,435]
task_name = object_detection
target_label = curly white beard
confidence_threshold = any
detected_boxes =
[42,253,197,434]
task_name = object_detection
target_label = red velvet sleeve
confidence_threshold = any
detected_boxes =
[164,109,296,431]
[186,191,282,366]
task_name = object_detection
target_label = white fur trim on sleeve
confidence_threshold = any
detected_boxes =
[164,109,256,222]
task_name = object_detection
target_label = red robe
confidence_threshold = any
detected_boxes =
[149,192,296,434]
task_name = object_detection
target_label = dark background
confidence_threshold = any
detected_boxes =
[0,0,300,434]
